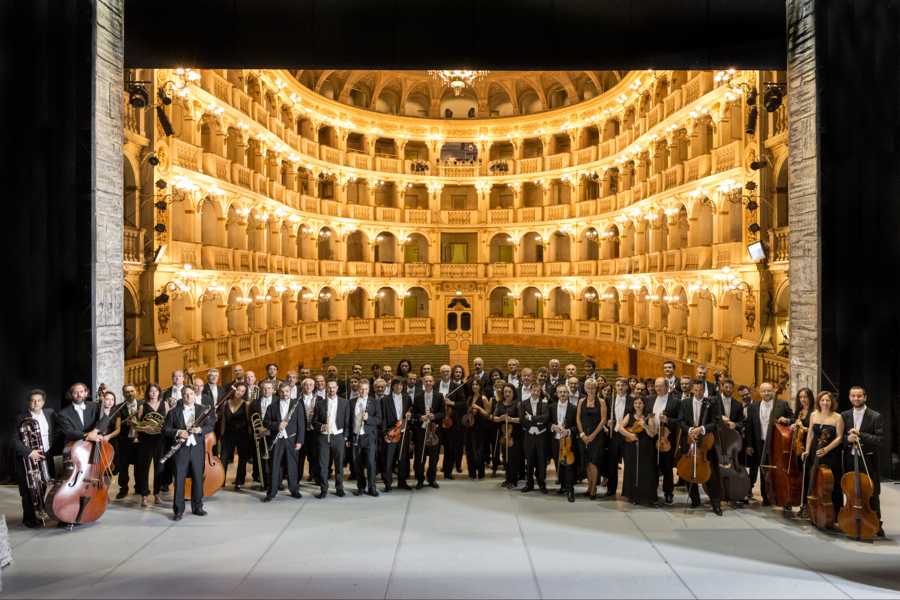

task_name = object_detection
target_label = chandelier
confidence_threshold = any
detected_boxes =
[428,70,488,95]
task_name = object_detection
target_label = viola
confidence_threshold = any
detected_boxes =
[185,431,226,499]
[559,419,575,464]
[704,415,751,503]
[837,439,880,540]
[806,428,835,529]
[442,404,454,429]
[385,419,405,443]
[46,438,115,528]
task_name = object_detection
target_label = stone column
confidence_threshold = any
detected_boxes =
[94,0,125,393]
[787,0,820,392]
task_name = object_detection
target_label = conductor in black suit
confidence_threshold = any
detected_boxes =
[350,380,383,497]
[161,386,214,520]
[675,380,722,515]
[313,380,351,498]
[262,383,305,502]
[58,382,108,444]
[841,386,885,536]
[13,389,60,528]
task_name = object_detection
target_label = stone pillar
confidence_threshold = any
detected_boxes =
[787,0,820,392]
[93,0,125,394]
[508,181,523,209]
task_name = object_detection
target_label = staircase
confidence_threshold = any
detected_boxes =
[318,345,451,377]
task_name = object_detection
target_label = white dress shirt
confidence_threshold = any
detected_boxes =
[301,394,316,429]
[555,401,567,439]
[692,397,708,433]
[316,388,326,399]
[326,397,343,435]
[421,392,433,429]
[209,385,218,402]
[852,407,866,455]
[614,395,627,424]
[665,376,677,390]
[568,390,580,407]
[720,395,733,420]
[31,410,50,451]
[289,385,298,399]
[274,399,292,441]
[354,398,367,435]
[260,395,274,418]
[759,400,774,442]
[73,403,86,426]
[651,395,668,423]
[527,398,543,435]
[438,380,451,397]
[508,374,519,388]
[182,405,197,446]
[521,388,532,403]
[170,385,183,400]
[392,393,403,422]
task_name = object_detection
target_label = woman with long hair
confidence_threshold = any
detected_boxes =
[134,382,169,506]
[397,358,413,380]
[790,387,814,518]
[618,396,659,507]
[463,378,491,480]
[492,383,521,488]
[577,379,608,500]
[218,382,250,491]
[802,391,845,523]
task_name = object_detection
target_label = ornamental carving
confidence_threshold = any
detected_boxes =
[744,293,756,332]
[157,304,171,334]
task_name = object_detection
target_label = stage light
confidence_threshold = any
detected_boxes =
[745,181,757,191]
[155,179,167,189]
[746,200,759,211]
[156,106,175,136]
[750,160,767,171]
[746,87,758,106]
[128,84,149,108]
[154,223,167,233]
[748,223,761,234]
[764,86,783,112]
[148,155,159,166]
[745,106,758,135]
[157,87,172,106]
[154,200,168,211]
[154,292,170,305]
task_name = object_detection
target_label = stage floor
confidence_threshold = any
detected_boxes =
[2,464,899,599]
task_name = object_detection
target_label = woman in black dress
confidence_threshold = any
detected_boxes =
[397,359,413,381]
[598,382,613,485]
[618,397,659,507]
[219,382,250,490]
[133,382,169,506]
[790,387,814,518]
[577,379,608,500]
[492,384,521,488]
[100,391,122,477]
[802,390,845,522]
[463,378,490,480]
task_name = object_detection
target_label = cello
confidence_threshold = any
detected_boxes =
[46,438,115,530]
[676,398,714,485]
[704,410,752,503]
[758,372,802,509]
[806,428,835,529]
[837,438,879,540]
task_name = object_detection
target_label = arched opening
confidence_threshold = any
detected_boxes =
[602,224,620,259]
[668,286,688,333]
[621,222,636,258]
[296,286,316,323]
[317,227,336,260]
[374,231,398,263]
[266,286,279,329]
[489,286,515,318]
[405,287,430,319]
[670,204,689,249]
[247,286,267,332]
[691,202,714,247]
[600,287,619,323]
[489,233,514,263]
[580,228,600,261]
[548,287,571,319]
[519,91,541,114]
[489,91,513,117]
[317,125,335,148]
[439,89,477,118]
[171,293,195,344]
[374,287,397,318]
[247,211,266,252]
[405,233,429,264]
[376,90,400,114]
[651,285,669,330]
[124,285,140,359]
[123,156,139,228]
[346,230,367,262]
[266,221,280,255]
[521,286,543,319]
[521,232,543,263]
[719,293,744,342]
[690,289,714,337]
[281,222,294,257]
[624,290,636,326]
[296,224,314,259]
[200,200,221,247]
[200,285,223,339]
[346,287,367,319]
[548,230,571,262]
[317,286,337,321]
[581,286,600,321]
[226,287,245,334]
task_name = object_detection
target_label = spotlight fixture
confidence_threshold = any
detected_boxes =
[154,292,170,306]
[156,106,175,137]
[148,155,160,166]
[745,181,757,191]
[750,159,767,171]
[748,223,761,234]
[746,87,758,106]
[746,200,759,211]
[154,200,168,211]
[128,84,149,108]
[157,87,172,106]
[154,223,167,233]
[745,106,758,135]
[155,179,167,189]
[763,85,783,112]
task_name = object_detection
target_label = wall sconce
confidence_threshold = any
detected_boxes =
[714,69,737,86]
[507,291,520,304]
[229,296,253,311]
[340,224,357,242]
[369,235,385,250]
[198,281,225,306]
[558,225,575,242]
[585,230,601,245]
[600,293,620,306]
[339,285,358,301]
[534,292,547,305]
[317,229,332,243]
[300,292,331,305]
[560,284,576,299]
[583,292,600,305]
[368,291,386,305]
[250,294,272,309]
[506,237,520,249]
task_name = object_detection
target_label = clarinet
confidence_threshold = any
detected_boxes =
[160,404,213,463]
[269,400,301,453]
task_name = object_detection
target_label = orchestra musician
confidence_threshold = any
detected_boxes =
[549,385,578,502]
[218,382,250,491]
[202,368,225,405]
[577,379,607,501]
[493,383,521,489]
[244,370,260,401]
[161,370,186,406]
[618,396,659,507]
[519,381,549,494]
[462,377,491,480]
[313,379,351,499]
[802,391,845,515]
[161,386,214,520]
[297,378,322,486]
[381,377,412,492]
[745,382,794,506]
[350,379,382,497]
[99,391,122,468]
[225,364,245,390]
[648,377,680,505]
[436,365,459,480]
[412,375,445,489]
[133,383,169,506]
[250,381,276,489]
[13,390,59,528]
[114,384,142,500]
[841,386,885,536]
[604,378,635,498]
[662,361,680,395]
[262,382,304,501]
[790,387,814,517]
[676,380,722,515]
[58,383,108,445]
[264,363,284,390]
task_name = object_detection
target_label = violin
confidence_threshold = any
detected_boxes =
[837,438,880,540]
[793,410,807,456]
[656,418,671,453]
[624,414,647,441]
[442,404,454,429]
[676,399,714,484]
[759,372,802,509]
[46,438,115,528]
[425,407,440,447]
[385,419,405,443]
[806,428,835,530]
[559,419,575,464]
[461,397,478,427]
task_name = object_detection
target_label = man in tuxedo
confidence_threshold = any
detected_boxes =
[115,384,143,499]
[745,382,794,506]
[565,377,582,406]
[676,380,722,515]
[264,363,283,390]
[841,386,885,536]
[162,386,214,520]
[662,361,680,395]
[648,377,681,505]
[161,370,186,406]
[350,380,383,497]
[313,380,351,498]
[506,359,521,388]
[380,378,412,492]
[604,377,635,498]
[436,365,458,480]
[13,389,60,528]
[679,376,694,400]
[262,383,305,502]
[202,368,226,405]
[314,374,327,400]
[470,357,490,390]
[244,371,260,401]
[694,365,717,398]
[412,375,445,489]
[58,383,108,444]
[518,382,549,494]
[578,358,598,394]
[715,378,746,435]
[249,381,277,489]
[226,364,245,390]
[326,365,346,397]
[405,373,419,397]
[549,385,578,502]
[547,360,563,390]
[297,378,321,485]
[516,368,535,402]
[298,367,311,382]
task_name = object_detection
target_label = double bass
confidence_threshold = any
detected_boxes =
[837,438,880,540]
[704,387,752,502]
[759,372,802,509]
[46,438,115,530]
[806,428,835,529]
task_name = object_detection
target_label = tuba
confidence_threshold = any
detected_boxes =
[18,417,52,525]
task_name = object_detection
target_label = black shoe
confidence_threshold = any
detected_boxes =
[415,482,424,490]
[762,500,772,507]
[23,520,40,529]
[262,496,273,503]
[455,468,462,474]
[193,509,208,516]
[278,484,286,491]
[173,514,182,521]
[877,528,885,537]
[291,491,302,499]
[336,490,345,497]
[116,491,127,500]
[348,475,356,481]
[690,501,701,509]
[367,489,380,497]
[160,485,170,492]
[665,495,674,506]
[590,494,597,501]
[428,481,440,489]
[539,486,548,494]
[604,490,616,498]
[353,489,365,496]
[316,490,328,499]
[445,474,455,481]
[556,479,561,485]
[398,483,412,490]
[568,492,575,503]
[383,485,392,493]
[713,507,723,516]
[556,487,566,495]
[521,484,534,493]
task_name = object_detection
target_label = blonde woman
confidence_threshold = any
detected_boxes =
[802,391,845,518]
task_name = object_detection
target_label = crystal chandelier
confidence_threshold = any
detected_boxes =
[428,70,488,95]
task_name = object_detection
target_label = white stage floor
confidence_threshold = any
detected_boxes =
[2,464,899,599]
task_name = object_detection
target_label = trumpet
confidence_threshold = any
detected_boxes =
[18,417,51,525]
[251,412,268,461]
